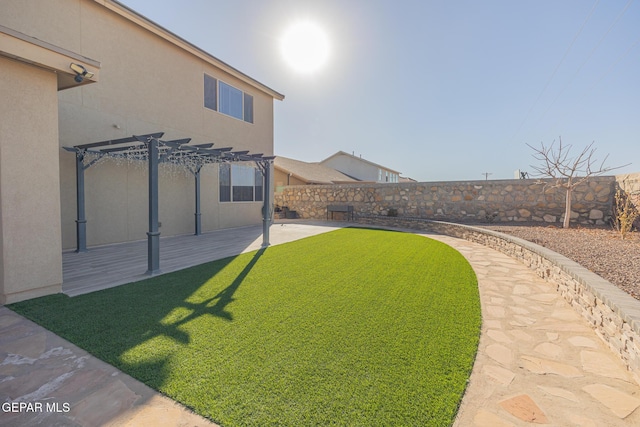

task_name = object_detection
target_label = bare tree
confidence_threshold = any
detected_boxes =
[526,138,628,229]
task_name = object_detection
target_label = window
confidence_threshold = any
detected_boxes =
[243,92,254,124]
[254,168,263,201]
[232,164,255,201]
[204,76,254,123]
[219,163,264,202]
[219,81,243,120]
[219,163,231,202]
[204,74,217,110]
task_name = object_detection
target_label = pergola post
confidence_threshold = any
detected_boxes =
[194,166,202,236]
[66,132,164,256]
[74,152,88,253]
[146,137,161,275]
[262,159,273,247]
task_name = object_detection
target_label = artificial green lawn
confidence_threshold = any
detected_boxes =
[10,228,481,426]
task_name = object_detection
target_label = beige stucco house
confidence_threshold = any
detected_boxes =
[0,0,283,303]
[320,151,401,183]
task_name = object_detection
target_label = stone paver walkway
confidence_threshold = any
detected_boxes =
[429,234,640,426]
[0,307,218,426]
[2,222,640,425]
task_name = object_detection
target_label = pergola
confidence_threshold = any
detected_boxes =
[64,132,274,275]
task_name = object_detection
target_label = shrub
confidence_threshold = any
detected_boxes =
[485,212,499,223]
[611,185,639,240]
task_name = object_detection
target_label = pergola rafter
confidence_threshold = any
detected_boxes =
[64,132,274,276]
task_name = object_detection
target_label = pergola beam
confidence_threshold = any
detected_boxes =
[100,144,145,153]
[162,138,193,149]
[75,132,164,149]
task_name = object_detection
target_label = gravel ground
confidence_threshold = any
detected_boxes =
[480,224,640,300]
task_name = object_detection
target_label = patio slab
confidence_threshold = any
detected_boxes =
[63,222,341,296]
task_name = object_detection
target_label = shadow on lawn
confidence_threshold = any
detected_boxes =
[8,248,267,392]
[131,247,266,342]
[128,248,267,389]
[167,247,266,325]
[205,247,266,320]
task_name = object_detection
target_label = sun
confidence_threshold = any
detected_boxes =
[280,21,330,74]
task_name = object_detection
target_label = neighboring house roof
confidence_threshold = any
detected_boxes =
[320,151,402,175]
[399,176,417,183]
[103,0,284,101]
[274,156,359,184]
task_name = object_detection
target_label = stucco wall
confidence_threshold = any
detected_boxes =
[274,168,306,189]
[275,177,616,226]
[0,58,63,303]
[321,154,379,182]
[616,173,640,212]
[1,0,275,249]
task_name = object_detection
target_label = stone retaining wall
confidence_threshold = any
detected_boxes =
[275,176,616,226]
[354,215,640,385]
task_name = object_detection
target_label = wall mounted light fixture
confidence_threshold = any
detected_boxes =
[70,63,94,83]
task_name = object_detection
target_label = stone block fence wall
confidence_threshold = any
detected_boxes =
[275,176,618,226]
[352,216,640,385]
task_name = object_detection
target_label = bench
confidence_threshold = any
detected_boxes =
[280,206,297,219]
[327,205,355,221]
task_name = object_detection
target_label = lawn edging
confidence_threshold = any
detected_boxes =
[355,215,640,385]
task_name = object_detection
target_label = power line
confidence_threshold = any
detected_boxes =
[511,0,600,141]
[536,0,634,125]
[549,32,640,129]
[588,34,640,92]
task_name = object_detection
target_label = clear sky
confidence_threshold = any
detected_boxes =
[121,0,639,182]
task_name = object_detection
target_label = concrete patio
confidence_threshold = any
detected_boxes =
[62,222,342,297]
